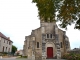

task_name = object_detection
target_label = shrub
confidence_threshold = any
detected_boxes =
[0,52,8,56]
[22,56,27,58]
[62,53,80,60]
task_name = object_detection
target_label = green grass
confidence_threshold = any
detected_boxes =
[16,56,27,60]
[16,58,27,60]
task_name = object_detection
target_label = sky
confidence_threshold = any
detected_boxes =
[0,0,80,50]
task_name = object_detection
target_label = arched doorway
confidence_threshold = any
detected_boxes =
[47,47,53,58]
[46,42,56,59]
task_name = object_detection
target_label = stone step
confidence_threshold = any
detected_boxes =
[46,59,66,60]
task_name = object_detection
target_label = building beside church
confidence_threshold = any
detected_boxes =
[23,21,70,60]
[15,49,23,55]
[0,32,13,53]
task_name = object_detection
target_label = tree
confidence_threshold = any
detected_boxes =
[11,45,17,55]
[32,0,80,29]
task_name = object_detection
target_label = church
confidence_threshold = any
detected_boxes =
[23,21,70,60]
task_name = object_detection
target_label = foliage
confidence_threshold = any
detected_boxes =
[62,53,80,60]
[58,0,80,29]
[22,56,27,58]
[32,0,80,29]
[11,45,17,55]
[17,56,27,59]
[0,52,8,56]
[32,0,55,22]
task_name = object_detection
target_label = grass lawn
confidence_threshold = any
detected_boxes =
[16,56,28,60]
[16,58,27,60]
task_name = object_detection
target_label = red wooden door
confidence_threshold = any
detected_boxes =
[47,47,53,58]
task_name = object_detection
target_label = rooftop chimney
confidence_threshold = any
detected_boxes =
[8,37,10,40]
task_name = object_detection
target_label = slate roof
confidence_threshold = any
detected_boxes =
[0,32,13,42]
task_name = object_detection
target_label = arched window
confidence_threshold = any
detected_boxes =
[47,34,49,38]
[46,34,53,38]
[61,42,63,48]
[37,42,39,48]
[50,34,53,38]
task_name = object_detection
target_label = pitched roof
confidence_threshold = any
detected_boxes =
[15,50,23,53]
[0,32,13,42]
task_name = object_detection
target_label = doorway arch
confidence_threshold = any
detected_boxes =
[46,42,56,58]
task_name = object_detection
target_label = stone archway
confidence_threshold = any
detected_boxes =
[46,42,56,59]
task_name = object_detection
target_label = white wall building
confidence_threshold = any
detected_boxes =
[0,32,13,53]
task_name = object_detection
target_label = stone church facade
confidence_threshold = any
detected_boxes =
[23,22,70,60]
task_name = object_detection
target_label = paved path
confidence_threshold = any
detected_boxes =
[46,59,66,60]
[0,57,17,60]
[0,57,66,60]
[0,57,28,60]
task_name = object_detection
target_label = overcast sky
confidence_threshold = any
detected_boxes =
[0,0,80,50]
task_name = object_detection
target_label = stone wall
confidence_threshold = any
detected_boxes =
[23,22,70,60]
